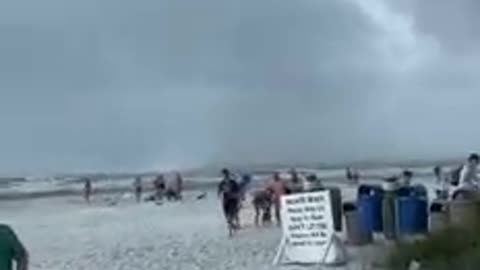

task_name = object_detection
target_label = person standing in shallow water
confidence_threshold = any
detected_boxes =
[217,169,241,236]
[84,178,92,204]
[0,224,28,270]
[175,172,183,200]
[134,177,143,203]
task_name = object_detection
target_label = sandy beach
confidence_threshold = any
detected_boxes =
[0,166,442,270]
[2,191,288,270]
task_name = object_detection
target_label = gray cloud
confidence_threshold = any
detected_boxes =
[0,0,479,174]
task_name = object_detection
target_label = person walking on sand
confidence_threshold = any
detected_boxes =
[217,168,241,237]
[134,177,143,203]
[268,172,288,226]
[0,224,28,270]
[84,178,92,204]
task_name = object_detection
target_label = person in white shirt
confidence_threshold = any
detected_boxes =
[458,153,480,190]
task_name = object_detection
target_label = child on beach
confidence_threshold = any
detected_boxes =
[0,224,28,270]
[252,188,273,227]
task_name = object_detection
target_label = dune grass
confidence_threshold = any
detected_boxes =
[387,219,480,270]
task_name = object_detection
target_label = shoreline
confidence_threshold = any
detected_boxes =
[0,180,219,201]
[0,163,452,202]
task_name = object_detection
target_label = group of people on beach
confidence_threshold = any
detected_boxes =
[215,153,480,237]
[216,168,318,237]
[147,173,184,202]
[82,173,184,204]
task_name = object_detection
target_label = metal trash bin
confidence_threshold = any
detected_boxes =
[382,179,399,240]
[430,200,449,232]
[343,202,372,246]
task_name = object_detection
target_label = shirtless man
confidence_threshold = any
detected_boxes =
[217,169,241,237]
[0,224,28,270]
[268,172,288,226]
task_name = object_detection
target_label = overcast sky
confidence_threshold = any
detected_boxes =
[0,0,479,174]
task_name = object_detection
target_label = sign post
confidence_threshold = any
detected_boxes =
[273,190,341,266]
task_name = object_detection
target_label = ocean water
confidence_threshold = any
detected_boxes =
[0,162,455,201]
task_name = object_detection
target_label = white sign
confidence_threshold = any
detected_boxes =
[276,190,335,264]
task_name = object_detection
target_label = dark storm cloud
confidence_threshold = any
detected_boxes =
[0,0,479,174]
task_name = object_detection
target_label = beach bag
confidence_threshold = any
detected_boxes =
[450,165,463,187]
